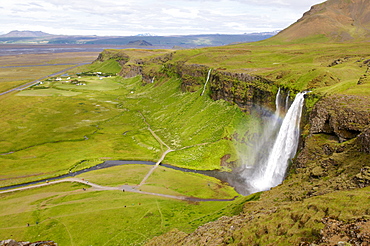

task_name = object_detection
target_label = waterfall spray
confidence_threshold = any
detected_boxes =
[242,91,307,194]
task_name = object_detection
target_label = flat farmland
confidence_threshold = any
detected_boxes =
[0,50,100,93]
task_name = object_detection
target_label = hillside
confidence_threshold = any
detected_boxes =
[1,30,52,37]
[272,0,370,42]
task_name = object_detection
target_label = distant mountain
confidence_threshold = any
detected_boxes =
[127,40,152,46]
[1,30,52,37]
[272,0,370,42]
[0,31,277,46]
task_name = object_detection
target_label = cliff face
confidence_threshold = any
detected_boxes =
[309,95,370,142]
[209,71,275,112]
[121,57,278,112]
[94,49,130,65]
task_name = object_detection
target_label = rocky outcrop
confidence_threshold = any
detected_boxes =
[95,49,129,66]
[292,94,370,197]
[354,166,370,188]
[120,64,143,78]
[356,128,370,153]
[315,218,370,245]
[309,95,370,142]
[0,239,57,246]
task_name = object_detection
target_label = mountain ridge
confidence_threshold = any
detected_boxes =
[272,0,370,42]
[1,30,52,37]
[0,30,277,47]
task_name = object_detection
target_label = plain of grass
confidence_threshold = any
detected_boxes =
[0,182,245,245]
[142,166,239,199]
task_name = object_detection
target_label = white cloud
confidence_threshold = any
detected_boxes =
[0,0,325,36]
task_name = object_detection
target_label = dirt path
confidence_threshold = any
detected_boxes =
[139,149,173,186]
[0,177,237,202]
[138,112,174,186]
[137,112,216,187]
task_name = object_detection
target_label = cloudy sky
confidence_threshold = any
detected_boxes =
[0,0,325,36]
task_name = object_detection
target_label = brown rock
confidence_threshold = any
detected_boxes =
[356,128,370,153]
[309,95,370,142]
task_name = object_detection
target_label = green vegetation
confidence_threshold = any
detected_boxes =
[0,182,244,245]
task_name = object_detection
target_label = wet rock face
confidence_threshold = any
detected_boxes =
[310,95,370,143]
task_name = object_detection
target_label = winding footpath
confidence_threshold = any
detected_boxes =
[138,112,174,186]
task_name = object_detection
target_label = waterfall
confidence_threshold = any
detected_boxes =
[242,91,307,194]
[272,88,281,127]
[201,69,212,96]
[285,91,290,112]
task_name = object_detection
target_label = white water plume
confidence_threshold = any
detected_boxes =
[241,91,307,194]
[285,91,290,112]
[201,68,212,96]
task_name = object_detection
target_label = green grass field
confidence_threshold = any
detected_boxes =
[0,182,245,245]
